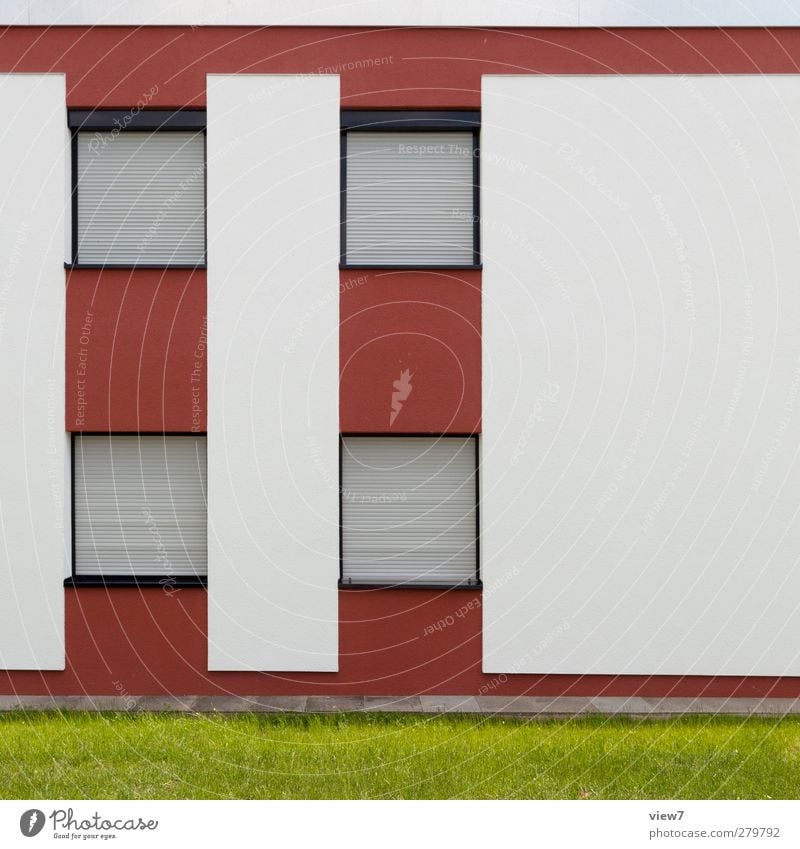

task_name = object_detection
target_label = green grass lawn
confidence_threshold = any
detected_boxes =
[0,712,798,799]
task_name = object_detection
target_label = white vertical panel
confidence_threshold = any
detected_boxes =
[482,75,800,676]
[0,74,65,670]
[207,74,339,671]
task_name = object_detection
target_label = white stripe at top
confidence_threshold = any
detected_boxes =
[2,1,797,28]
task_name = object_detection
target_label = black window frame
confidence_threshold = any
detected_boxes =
[340,110,481,271]
[67,109,208,271]
[338,433,481,590]
[65,431,209,589]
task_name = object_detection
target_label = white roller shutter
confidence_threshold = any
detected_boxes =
[345,131,475,266]
[77,130,205,265]
[341,436,478,586]
[74,435,207,577]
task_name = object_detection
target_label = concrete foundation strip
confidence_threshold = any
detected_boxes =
[1,695,800,716]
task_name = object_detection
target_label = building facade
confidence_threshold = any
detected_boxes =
[1,5,800,700]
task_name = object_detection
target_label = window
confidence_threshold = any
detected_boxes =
[72,434,207,584]
[70,110,206,267]
[341,111,480,268]
[340,435,479,587]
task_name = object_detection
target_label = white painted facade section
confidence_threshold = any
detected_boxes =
[0,74,66,670]
[206,74,340,672]
[5,0,798,27]
[482,75,800,676]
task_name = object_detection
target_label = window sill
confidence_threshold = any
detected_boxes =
[65,263,207,271]
[65,576,207,588]
[338,581,482,591]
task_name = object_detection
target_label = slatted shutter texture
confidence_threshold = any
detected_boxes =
[345,131,475,266]
[77,131,205,265]
[74,435,207,576]
[341,436,478,586]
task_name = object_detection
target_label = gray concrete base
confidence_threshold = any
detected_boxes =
[1,694,800,716]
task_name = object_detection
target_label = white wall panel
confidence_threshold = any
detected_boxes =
[482,75,800,676]
[0,74,66,670]
[207,74,339,671]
